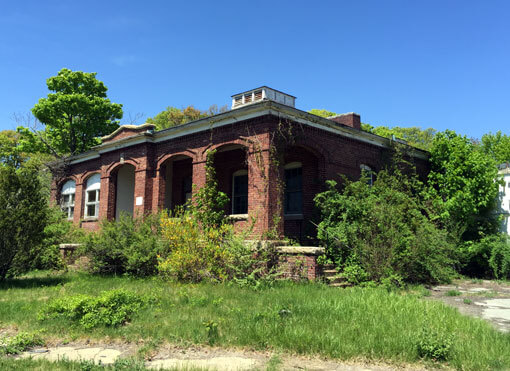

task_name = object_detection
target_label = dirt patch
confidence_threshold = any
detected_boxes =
[14,341,429,370]
[428,279,510,332]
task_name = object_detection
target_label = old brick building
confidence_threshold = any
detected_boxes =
[54,87,429,242]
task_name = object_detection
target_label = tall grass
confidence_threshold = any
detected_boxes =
[0,271,509,370]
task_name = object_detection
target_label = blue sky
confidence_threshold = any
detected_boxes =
[1,0,509,139]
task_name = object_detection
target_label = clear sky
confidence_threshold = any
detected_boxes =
[1,0,509,139]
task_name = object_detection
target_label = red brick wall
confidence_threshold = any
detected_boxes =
[57,114,429,239]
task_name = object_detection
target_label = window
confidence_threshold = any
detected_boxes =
[60,180,75,220]
[85,174,100,219]
[232,170,248,214]
[284,162,302,215]
[182,176,193,206]
[360,164,374,186]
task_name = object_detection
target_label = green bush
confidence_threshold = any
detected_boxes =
[0,331,44,355]
[38,289,152,329]
[158,210,271,283]
[416,328,454,361]
[0,166,50,280]
[315,163,457,284]
[489,236,510,279]
[83,213,162,276]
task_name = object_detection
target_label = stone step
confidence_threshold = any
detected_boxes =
[326,275,347,284]
[323,269,338,275]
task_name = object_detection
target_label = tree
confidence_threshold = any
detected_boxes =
[0,166,50,280]
[309,109,436,150]
[427,130,500,238]
[18,68,123,156]
[147,104,228,130]
[0,130,23,168]
[479,131,510,164]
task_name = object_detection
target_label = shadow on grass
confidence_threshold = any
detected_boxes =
[0,275,69,290]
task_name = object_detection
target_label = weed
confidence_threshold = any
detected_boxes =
[463,298,473,305]
[203,320,219,345]
[446,290,462,296]
[267,354,282,371]
[0,331,44,355]
[416,328,454,361]
[38,289,153,329]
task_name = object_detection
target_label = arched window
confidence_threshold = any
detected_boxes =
[232,169,248,214]
[360,164,374,186]
[284,162,302,215]
[85,174,101,219]
[60,180,75,220]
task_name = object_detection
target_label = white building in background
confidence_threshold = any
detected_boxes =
[497,163,510,235]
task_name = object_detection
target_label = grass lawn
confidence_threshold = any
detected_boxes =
[1,271,509,370]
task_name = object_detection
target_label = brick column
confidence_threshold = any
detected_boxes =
[152,167,166,213]
[247,148,283,238]
[133,168,153,217]
[100,171,115,220]
[192,160,206,196]
[73,182,84,224]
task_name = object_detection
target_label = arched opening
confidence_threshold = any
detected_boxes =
[283,145,322,243]
[213,144,248,215]
[161,155,193,211]
[84,174,101,219]
[115,164,135,220]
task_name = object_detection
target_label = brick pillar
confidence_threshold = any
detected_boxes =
[192,160,206,196]
[247,148,284,238]
[100,172,116,220]
[133,169,153,217]
[73,182,84,224]
[152,167,165,213]
[50,180,58,206]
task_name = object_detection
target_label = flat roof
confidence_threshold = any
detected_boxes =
[231,86,297,98]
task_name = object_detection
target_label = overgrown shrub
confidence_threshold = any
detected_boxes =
[489,236,510,279]
[416,328,454,361]
[33,207,87,270]
[38,289,152,328]
[83,213,161,276]
[315,163,457,284]
[0,332,44,355]
[158,210,269,283]
[0,166,50,280]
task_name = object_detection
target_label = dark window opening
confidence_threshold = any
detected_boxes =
[285,166,302,214]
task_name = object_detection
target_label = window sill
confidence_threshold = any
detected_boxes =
[284,214,303,220]
[82,217,99,222]
[227,214,249,221]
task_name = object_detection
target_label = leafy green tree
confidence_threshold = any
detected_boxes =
[309,109,435,150]
[147,104,228,130]
[0,166,50,280]
[0,130,23,168]
[18,68,123,156]
[427,130,500,238]
[308,108,339,118]
[479,131,510,164]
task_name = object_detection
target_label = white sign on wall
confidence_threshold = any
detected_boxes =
[135,197,143,206]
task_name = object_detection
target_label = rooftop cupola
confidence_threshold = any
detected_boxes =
[231,86,296,109]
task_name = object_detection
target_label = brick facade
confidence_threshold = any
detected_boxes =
[51,101,429,243]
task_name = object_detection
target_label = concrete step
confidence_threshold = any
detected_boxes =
[326,275,347,284]
[323,269,338,276]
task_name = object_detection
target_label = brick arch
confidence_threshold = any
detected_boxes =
[201,139,250,159]
[56,175,79,189]
[288,136,330,165]
[104,158,140,177]
[156,150,196,171]
[78,171,102,185]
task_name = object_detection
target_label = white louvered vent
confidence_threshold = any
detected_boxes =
[231,87,296,109]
